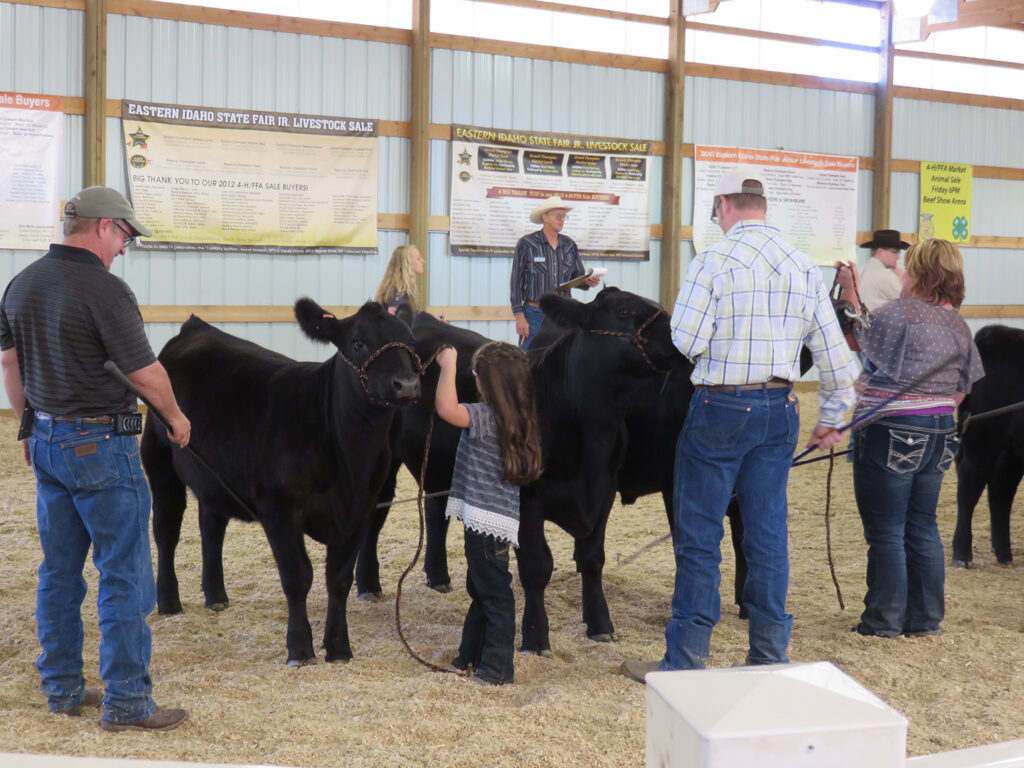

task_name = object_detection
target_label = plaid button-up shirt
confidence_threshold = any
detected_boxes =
[670,220,857,427]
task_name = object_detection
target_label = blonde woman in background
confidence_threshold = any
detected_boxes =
[375,244,425,314]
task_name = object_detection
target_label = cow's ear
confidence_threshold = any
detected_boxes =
[394,300,415,327]
[540,293,589,329]
[295,297,340,343]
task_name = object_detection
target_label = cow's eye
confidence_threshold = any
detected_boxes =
[353,339,367,352]
[618,308,632,319]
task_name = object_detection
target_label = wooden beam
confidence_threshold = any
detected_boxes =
[922,0,1024,37]
[687,21,881,54]
[470,0,668,25]
[872,1,895,230]
[895,47,1024,72]
[409,0,431,309]
[84,0,106,186]
[660,0,685,310]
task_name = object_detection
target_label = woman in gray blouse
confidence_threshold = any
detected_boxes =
[837,238,984,639]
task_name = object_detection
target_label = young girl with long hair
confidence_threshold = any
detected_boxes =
[434,340,542,685]
[374,244,425,313]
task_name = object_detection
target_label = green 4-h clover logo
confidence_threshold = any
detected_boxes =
[952,216,969,241]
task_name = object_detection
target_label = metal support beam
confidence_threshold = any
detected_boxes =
[409,0,431,309]
[872,1,895,230]
[660,0,685,310]
[85,0,107,187]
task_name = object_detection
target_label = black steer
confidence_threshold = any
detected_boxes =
[952,324,1020,567]
[141,299,420,665]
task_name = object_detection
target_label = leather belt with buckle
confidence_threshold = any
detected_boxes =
[704,377,791,392]
[36,411,115,425]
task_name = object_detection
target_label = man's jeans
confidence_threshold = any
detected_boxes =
[852,413,956,637]
[518,303,545,351]
[664,386,799,669]
[30,418,158,724]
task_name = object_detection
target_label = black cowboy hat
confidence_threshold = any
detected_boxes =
[859,229,909,250]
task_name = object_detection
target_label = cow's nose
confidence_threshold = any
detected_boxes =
[393,373,421,400]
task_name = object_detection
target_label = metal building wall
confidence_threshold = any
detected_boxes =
[892,97,1024,336]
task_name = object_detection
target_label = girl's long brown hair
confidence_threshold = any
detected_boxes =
[472,341,543,486]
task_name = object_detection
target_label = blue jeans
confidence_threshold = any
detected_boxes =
[664,386,799,669]
[518,304,545,351]
[454,530,515,684]
[30,417,157,724]
[852,414,957,637]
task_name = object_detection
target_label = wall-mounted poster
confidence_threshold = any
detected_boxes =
[693,145,859,266]
[449,124,652,260]
[0,92,63,251]
[919,161,972,242]
[121,100,378,254]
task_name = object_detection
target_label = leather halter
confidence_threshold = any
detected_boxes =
[588,307,667,373]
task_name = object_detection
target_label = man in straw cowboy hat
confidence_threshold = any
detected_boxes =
[510,195,601,350]
[856,228,909,312]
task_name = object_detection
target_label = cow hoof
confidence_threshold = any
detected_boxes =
[325,655,352,664]
[157,604,183,616]
[286,657,317,668]
[589,632,617,643]
[997,558,1013,567]
[950,558,972,569]
[357,590,386,602]
[207,601,229,612]
[738,606,749,620]
[428,581,452,594]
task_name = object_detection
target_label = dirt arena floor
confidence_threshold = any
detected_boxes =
[2,394,1024,767]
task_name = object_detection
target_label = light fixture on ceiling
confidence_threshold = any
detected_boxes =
[892,0,937,17]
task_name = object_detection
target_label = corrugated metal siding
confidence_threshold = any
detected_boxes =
[894,97,1024,168]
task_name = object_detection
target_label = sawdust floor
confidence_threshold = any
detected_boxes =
[2,396,1024,766]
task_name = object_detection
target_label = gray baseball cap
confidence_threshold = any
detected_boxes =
[63,186,153,238]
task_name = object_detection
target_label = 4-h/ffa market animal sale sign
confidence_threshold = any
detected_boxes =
[122,100,378,254]
[449,124,652,260]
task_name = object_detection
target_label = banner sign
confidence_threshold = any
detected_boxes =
[0,92,64,251]
[448,124,652,260]
[121,100,378,254]
[919,161,972,242]
[693,145,859,266]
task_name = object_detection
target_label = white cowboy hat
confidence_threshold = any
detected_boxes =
[529,196,574,225]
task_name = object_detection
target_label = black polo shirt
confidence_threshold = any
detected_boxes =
[0,244,156,415]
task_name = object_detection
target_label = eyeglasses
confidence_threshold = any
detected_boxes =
[710,196,721,224]
[545,212,568,221]
[112,220,134,248]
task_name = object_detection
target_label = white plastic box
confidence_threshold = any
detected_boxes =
[646,661,908,768]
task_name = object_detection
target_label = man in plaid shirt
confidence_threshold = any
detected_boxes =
[623,168,856,681]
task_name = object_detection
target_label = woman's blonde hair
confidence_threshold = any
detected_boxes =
[374,244,420,308]
[472,341,543,486]
[904,238,965,309]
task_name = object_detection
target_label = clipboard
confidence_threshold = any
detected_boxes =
[556,267,607,291]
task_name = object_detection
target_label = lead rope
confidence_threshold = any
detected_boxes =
[394,348,469,676]
[824,448,845,610]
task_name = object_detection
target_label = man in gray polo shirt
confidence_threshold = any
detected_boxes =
[1,186,191,731]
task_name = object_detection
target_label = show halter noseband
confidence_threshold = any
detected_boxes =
[587,307,667,373]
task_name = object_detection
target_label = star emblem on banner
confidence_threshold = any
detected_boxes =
[457,147,472,166]
[128,126,150,149]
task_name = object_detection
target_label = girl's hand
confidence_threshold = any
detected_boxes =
[436,346,457,368]
[834,260,857,290]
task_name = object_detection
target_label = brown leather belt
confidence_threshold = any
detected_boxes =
[36,411,115,425]
[524,300,540,307]
[705,377,791,392]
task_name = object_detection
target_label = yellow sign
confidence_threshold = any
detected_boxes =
[919,162,972,243]
[121,100,378,254]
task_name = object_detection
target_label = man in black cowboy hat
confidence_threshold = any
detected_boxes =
[857,229,909,311]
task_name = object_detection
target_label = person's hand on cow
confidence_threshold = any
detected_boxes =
[436,345,457,370]
[806,423,844,452]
